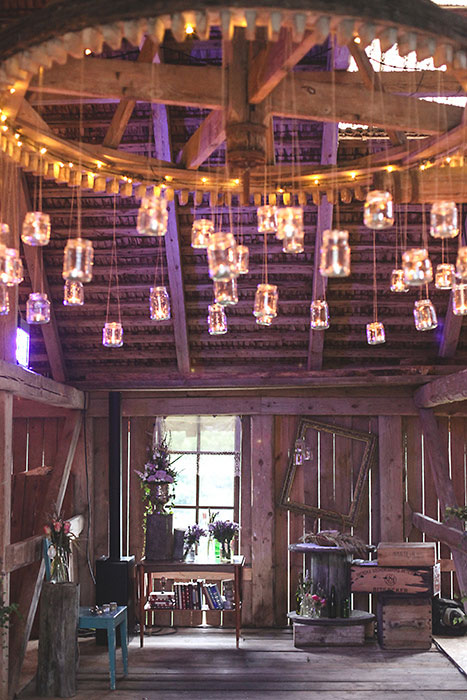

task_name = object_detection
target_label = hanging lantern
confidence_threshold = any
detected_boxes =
[62,237,94,282]
[207,232,237,280]
[276,207,304,250]
[435,263,455,290]
[102,321,124,347]
[256,314,273,326]
[236,244,249,275]
[213,278,238,306]
[390,268,409,293]
[366,321,386,345]
[430,201,459,238]
[402,248,433,286]
[253,283,278,320]
[63,279,84,306]
[136,193,168,236]
[149,286,171,321]
[257,205,277,234]
[5,249,23,286]
[319,229,351,277]
[282,230,304,254]
[207,303,227,335]
[310,299,330,330]
[363,190,394,230]
[191,218,213,249]
[0,284,9,315]
[413,299,438,331]
[452,283,467,315]
[456,246,467,279]
[21,211,51,246]
[26,292,50,324]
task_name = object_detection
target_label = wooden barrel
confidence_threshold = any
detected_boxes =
[289,543,351,606]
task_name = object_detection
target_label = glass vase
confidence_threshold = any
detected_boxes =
[220,540,232,562]
[50,545,70,583]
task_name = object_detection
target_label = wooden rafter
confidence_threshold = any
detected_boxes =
[178,109,225,170]
[415,368,467,408]
[0,358,83,408]
[412,512,467,556]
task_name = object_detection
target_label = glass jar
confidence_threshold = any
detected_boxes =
[456,246,467,279]
[363,190,394,230]
[4,249,23,286]
[149,286,171,321]
[257,205,277,234]
[136,193,168,236]
[452,283,467,315]
[213,278,238,306]
[207,303,227,335]
[62,237,94,282]
[253,284,278,319]
[319,229,351,277]
[430,201,459,239]
[0,284,9,315]
[26,292,50,324]
[276,207,304,251]
[235,244,249,275]
[366,321,386,345]
[282,230,304,254]
[310,299,330,329]
[63,279,84,306]
[21,211,51,246]
[435,263,455,290]
[402,248,433,286]
[413,299,438,331]
[390,268,409,293]
[256,314,274,326]
[191,218,213,248]
[102,321,124,347]
[207,232,237,280]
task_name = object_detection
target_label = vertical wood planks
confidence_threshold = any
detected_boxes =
[0,392,13,700]
[405,416,423,542]
[93,417,109,559]
[438,418,451,596]
[129,417,152,563]
[450,417,466,597]
[240,416,253,625]
[352,416,371,612]
[378,416,404,541]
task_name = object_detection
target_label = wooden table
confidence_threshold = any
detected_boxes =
[78,606,128,690]
[138,556,245,648]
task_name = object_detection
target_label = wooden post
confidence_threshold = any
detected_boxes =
[0,391,13,699]
[378,416,404,541]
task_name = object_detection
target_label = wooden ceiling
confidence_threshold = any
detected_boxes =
[2,1,467,389]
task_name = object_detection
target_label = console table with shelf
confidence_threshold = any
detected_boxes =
[137,555,245,648]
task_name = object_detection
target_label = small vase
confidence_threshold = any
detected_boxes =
[220,540,232,562]
[50,546,70,583]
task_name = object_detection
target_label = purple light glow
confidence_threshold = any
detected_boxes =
[16,327,29,368]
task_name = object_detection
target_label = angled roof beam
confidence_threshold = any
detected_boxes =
[439,206,467,358]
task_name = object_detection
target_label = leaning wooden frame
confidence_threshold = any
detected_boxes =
[279,417,377,526]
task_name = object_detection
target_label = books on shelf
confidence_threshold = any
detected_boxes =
[203,582,224,610]
[146,591,176,610]
[146,579,234,611]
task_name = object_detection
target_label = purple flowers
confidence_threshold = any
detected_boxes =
[135,436,178,486]
[208,519,240,543]
[184,524,207,547]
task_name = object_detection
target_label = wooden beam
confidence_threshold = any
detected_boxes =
[378,416,404,541]
[0,359,83,408]
[178,109,224,169]
[0,392,13,700]
[0,156,19,364]
[412,512,467,556]
[415,369,467,408]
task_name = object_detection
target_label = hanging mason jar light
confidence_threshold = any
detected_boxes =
[430,201,459,238]
[363,190,394,230]
[149,286,171,321]
[26,292,50,324]
[319,229,351,277]
[256,314,273,326]
[63,279,84,306]
[0,284,9,315]
[366,321,386,345]
[191,218,213,249]
[435,263,455,290]
[282,230,304,254]
[257,205,277,234]
[413,299,438,331]
[402,248,433,286]
[207,232,237,280]
[253,284,278,320]
[456,246,467,279]
[310,299,330,330]
[213,278,238,306]
[275,207,304,250]
[21,211,51,246]
[102,321,124,347]
[62,237,94,282]
[452,283,467,315]
[235,244,249,275]
[390,268,409,293]
[5,249,23,286]
[136,192,168,236]
[207,303,227,335]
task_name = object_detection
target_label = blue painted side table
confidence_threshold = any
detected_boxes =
[78,606,128,690]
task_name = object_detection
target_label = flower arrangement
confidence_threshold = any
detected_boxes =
[184,524,206,559]
[44,513,76,583]
[208,519,239,561]
[295,571,326,617]
[135,434,179,514]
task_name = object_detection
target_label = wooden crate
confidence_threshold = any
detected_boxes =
[351,562,440,596]
[293,621,365,647]
[377,597,432,650]
[377,542,436,567]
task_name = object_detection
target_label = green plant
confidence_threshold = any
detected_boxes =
[444,506,467,522]
[0,581,18,647]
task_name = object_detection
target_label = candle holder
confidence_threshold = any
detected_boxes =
[149,286,171,321]
[207,232,237,280]
[456,246,467,279]
[430,201,459,239]
[21,211,51,246]
[236,244,249,275]
[63,279,84,306]
[257,205,277,234]
[207,303,227,335]
[452,283,467,315]
[4,249,23,286]
[413,299,438,331]
[136,193,168,236]
[310,299,330,330]
[366,321,386,345]
[276,207,304,253]
[402,248,433,286]
[62,237,94,282]
[102,321,123,347]
[191,219,214,248]
[0,284,9,315]
[213,278,238,306]
[435,263,455,290]
[26,292,50,324]
[390,268,409,293]
[253,283,278,320]
[319,229,351,277]
[256,314,273,326]
[363,190,394,230]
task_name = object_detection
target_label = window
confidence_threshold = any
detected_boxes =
[157,415,241,532]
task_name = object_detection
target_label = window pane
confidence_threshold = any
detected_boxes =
[172,453,197,506]
[199,416,238,451]
[173,507,197,532]
[199,454,234,507]
[164,415,198,451]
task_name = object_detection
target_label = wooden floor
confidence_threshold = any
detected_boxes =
[20,628,467,699]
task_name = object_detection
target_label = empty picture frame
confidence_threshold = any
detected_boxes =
[279,418,378,526]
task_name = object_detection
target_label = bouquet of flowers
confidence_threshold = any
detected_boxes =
[135,435,179,513]
[44,513,76,583]
[183,524,206,559]
[208,519,239,560]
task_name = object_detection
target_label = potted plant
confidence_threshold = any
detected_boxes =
[208,519,239,561]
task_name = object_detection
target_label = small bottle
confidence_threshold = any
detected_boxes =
[340,597,350,618]
[329,585,337,618]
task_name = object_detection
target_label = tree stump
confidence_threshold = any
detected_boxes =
[36,582,79,697]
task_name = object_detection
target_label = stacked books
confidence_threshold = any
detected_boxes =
[145,580,230,611]
[203,582,224,610]
[145,591,175,610]
[173,580,205,609]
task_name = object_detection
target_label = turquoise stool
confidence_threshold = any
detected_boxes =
[78,606,128,690]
